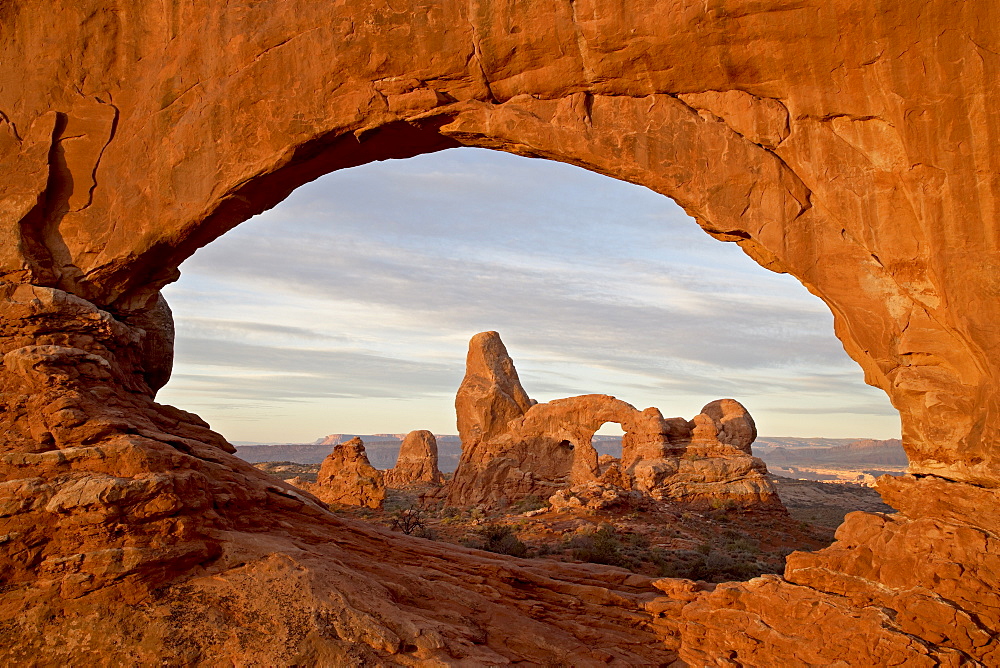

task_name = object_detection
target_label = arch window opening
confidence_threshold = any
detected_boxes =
[594,421,625,461]
[158,146,901,581]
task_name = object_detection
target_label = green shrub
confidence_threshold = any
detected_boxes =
[412,526,438,540]
[656,550,706,579]
[512,495,549,513]
[467,523,529,558]
[727,537,760,554]
[566,525,635,569]
[710,498,737,511]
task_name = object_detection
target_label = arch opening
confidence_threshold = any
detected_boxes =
[594,422,625,461]
[160,147,900,451]
[157,146,901,580]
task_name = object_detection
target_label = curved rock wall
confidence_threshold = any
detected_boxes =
[2,1,998,664]
[2,1,998,480]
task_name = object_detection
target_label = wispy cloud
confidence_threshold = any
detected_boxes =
[170,338,462,399]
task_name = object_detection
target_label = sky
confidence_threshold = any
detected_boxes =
[157,147,901,444]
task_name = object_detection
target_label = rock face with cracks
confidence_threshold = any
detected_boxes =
[383,429,443,488]
[1,1,999,664]
[446,331,779,508]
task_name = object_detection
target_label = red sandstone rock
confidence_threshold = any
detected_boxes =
[447,333,779,508]
[304,437,385,509]
[455,331,534,447]
[383,429,443,487]
[549,482,644,512]
[1,2,998,664]
[677,477,1000,665]
[691,398,757,455]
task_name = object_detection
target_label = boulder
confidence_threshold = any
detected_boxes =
[548,482,645,512]
[305,437,385,509]
[691,398,757,455]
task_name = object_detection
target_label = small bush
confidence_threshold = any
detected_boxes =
[710,498,737,511]
[709,509,731,523]
[439,506,464,524]
[727,537,760,554]
[390,505,426,535]
[566,525,634,569]
[705,551,735,573]
[533,542,556,557]
[412,526,438,540]
[512,495,549,513]
[656,550,706,579]
[467,523,529,558]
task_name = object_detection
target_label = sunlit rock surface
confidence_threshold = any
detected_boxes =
[383,429,443,487]
[297,437,386,509]
[446,331,780,509]
[1,1,998,664]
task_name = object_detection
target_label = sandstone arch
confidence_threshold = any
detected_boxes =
[2,1,999,664]
[448,332,779,508]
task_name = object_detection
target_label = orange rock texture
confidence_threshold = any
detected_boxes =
[300,437,386,509]
[383,429,444,488]
[1,1,999,664]
[446,331,780,508]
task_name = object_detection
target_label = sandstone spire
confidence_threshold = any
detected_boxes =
[455,331,533,448]
[384,429,444,487]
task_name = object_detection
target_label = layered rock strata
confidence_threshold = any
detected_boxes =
[383,429,444,488]
[671,475,1000,666]
[1,1,998,664]
[297,437,386,509]
[446,332,779,509]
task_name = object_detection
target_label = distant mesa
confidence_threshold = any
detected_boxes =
[316,433,408,446]
[757,437,905,463]
[756,438,907,482]
[316,433,351,446]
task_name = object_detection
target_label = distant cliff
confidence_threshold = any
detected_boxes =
[757,438,907,467]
